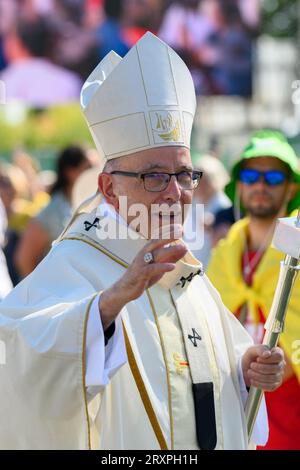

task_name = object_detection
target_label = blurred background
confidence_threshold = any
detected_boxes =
[0,1,299,162]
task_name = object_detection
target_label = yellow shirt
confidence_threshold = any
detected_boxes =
[207,217,300,383]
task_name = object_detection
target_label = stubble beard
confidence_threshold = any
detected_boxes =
[243,192,284,220]
[246,204,281,219]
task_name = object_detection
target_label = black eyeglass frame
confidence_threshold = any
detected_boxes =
[109,170,203,192]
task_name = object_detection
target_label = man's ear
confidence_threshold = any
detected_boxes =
[98,173,119,210]
[288,182,299,202]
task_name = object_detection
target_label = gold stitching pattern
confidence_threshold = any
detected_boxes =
[173,352,189,375]
[123,324,168,449]
[60,235,173,448]
[146,290,174,450]
[82,294,98,450]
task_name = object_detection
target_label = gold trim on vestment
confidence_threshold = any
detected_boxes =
[146,290,174,449]
[62,236,128,268]
[60,235,173,448]
[82,294,98,450]
[123,324,168,450]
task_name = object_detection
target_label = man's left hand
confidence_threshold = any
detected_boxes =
[242,345,286,391]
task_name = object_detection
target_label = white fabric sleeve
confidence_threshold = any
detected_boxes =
[85,293,127,398]
[238,356,269,446]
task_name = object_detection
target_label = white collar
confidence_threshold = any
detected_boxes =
[99,198,128,228]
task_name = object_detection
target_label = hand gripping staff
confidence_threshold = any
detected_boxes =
[245,209,300,440]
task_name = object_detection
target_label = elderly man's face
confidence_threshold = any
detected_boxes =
[99,146,195,239]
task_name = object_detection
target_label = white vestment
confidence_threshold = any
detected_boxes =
[0,204,267,450]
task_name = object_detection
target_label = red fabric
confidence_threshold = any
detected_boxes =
[87,0,103,8]
[236,251,300,450]
[258,375,300,449]
[122,27,154,47]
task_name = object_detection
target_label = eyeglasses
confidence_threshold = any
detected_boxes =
[110,170,203,192]
[239,169,289,186]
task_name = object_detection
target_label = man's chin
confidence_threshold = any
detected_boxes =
[246,205,279,219]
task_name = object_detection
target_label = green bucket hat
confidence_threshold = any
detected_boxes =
[225,130,300,213]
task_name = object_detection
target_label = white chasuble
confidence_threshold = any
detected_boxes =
[0,207,266,449]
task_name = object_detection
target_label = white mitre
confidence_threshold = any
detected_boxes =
[80,31,196,165]
[66,32,196,233]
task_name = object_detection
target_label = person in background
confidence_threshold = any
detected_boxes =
[207,130,300,449]
[15,145,91,278]
[184,154,231,268]
[0,151,50,286]
[211,205,235,247]
[12,151,50,209]
[199,0,253,95]
[84,0,105,30]
[0,14,82,107]
[159,0,216,93]
[96,0,129,60]
[0,0,18,71]
[17,0,56,19]
[0,157,50,231]
[159,0,214,52]
[122,0,161,46]
[238,0,260,32]
[0,37,6,72]
[50,0,99,80]
[0,161,48,285]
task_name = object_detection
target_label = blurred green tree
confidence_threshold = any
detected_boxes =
[262,0,298,38]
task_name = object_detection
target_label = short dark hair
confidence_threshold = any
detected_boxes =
[217,0,243,27]
[51,145,89,194]
[16,15,57,58]
[104,0,123,20]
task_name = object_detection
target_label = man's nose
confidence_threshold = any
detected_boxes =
[162,175,182,201]
[247,173,268,189]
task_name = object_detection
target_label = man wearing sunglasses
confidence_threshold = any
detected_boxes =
[208,130,300,449]
[0,35,283,450]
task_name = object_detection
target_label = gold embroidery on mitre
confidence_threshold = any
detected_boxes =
[153,112,181,142]
[173,353,189,375]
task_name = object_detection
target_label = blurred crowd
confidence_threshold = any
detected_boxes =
[0,0,260,106]
[0,145,93,287]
